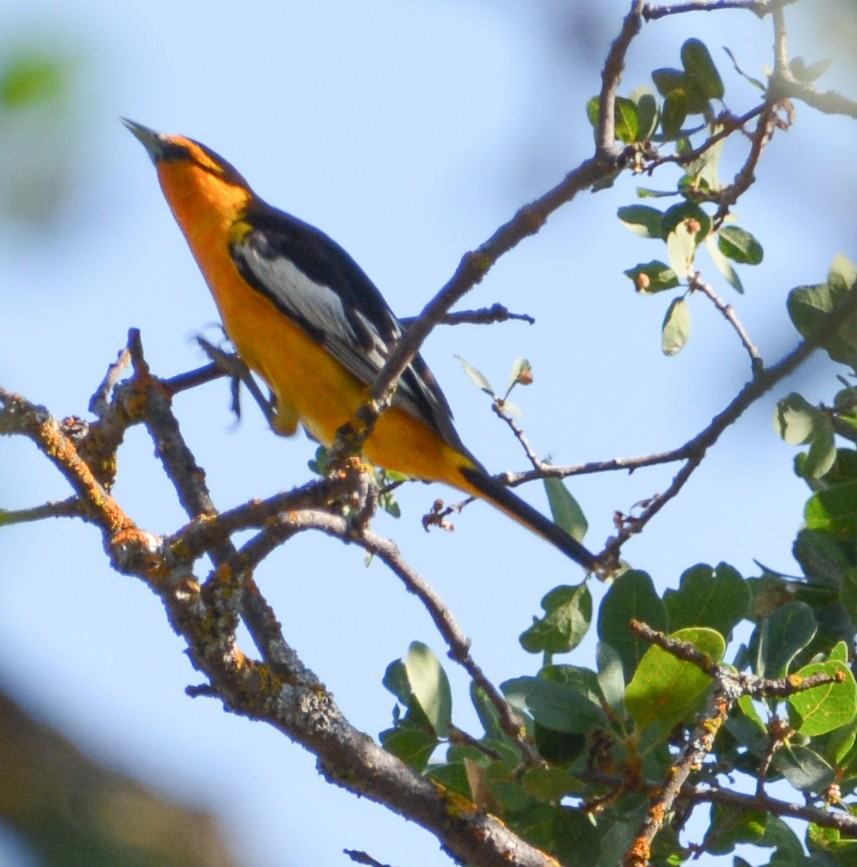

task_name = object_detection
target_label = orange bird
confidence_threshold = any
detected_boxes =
[124,120,598,571]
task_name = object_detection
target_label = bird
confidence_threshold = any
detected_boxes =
[123,119,598,571]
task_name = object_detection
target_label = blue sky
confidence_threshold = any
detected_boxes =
[1,1,856,865]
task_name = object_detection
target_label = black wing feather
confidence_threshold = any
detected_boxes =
[231,204,472,458]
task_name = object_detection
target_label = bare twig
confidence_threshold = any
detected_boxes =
[0,497,83,526]
[400,303,536,328]
[689,271,762,370]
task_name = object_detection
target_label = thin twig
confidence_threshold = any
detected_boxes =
[689,271,762,370]
[0,497,83,526]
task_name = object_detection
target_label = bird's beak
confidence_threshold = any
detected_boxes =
[122,118,170,164]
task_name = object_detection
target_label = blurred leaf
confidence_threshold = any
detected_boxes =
[633,90,659,141]
[455,355,494,396]
[805,481,857,538]
[775,393,820,445]
[586,95,600,128]
[383,659,413,706]
[661,201,712,241]
[405,642,452,738]
[681,38,724,101]
[471,685,504,742]
[718,225,764,265]
[520,765,579,802]
[626,627,724,734]
[787,255,857,369]
[666,223,696,280]
[773,742,835,792]
[789,660,856,736]
[705,234,743,292]
[793,528,853,589]
[723,45,766,91]
[534,724,586,767]
[790,56,832,83]
[660,88,688,138]
[652,67,685,98]
[756,602,817,679]
[662,296,691,356]
[664,563,749,639]
[0,53,66,109]
[544,477,588,543]
[427,762,470,798]
[703,802,766,855]
[617,205,663,238]
[502,676,608,735]
[379,727,436,770]
[552,808,601,867]
[597,570,667,680]
[624,261,680,294]
[596,642,626,717]
[520,581,592,655]
[614,96,640,144]
[505,357,532,394]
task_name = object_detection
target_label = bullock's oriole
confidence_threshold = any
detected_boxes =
[124,119,597,570]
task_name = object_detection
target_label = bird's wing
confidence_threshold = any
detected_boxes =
[230,206,469,455]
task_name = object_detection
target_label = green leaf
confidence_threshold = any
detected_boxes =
[617,205,663,238]
[455,355,494,396]
[664,563,749,639]
[544,477,588,543]
[773,742,835,792]
[805,481,857,538]
[586,95,600,128]
[502,676,609,735]
[756,602,817,679]
[703,802,766,855]
[667,222,696,277]
[405,642,452,738]
[534,724,586,767]
[626,627,725,735]
[775,393,820,444]
[597,570,667,680]
[661,201,712,241]
[485,759,532,812]
[596,642,626,717]
[614,96,640,144]
[801,417,837,481]
[788,256,857,369]
[706,234,743,292]
[383,659,414,706]
[660,88,688,138]
[760,816,806,864]
[520,581,592,655]
[552,808,602,867]
[633,90,658,141]
[379,727,437,769]
[718,225,764,265]
[662,297,691,356]
[505,357,532,396]
[427,762,471,798]
[789,660,856,736]
[686,126,725,193]
[681,38,724,100]
[624,261,679,294]
[651,67,685,98]
[521,765,579,802]
[793,528,852,589]
[0,53,67,109]
[470,684,505,742]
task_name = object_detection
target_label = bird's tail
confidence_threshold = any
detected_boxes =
[458,466,600,572]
